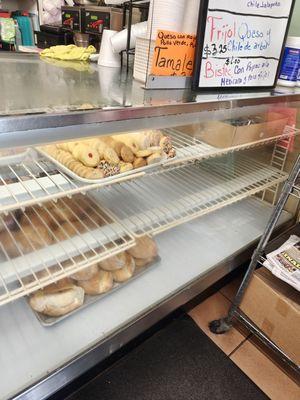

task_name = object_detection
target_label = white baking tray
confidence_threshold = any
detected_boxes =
[36,147,173,184]
[28,256,161,326]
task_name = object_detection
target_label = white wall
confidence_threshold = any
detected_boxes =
[289,0,300,35]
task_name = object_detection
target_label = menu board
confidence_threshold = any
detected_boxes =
[193,0,295,90]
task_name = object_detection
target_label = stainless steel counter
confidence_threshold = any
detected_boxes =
[1,53,300,141]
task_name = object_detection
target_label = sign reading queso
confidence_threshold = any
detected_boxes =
[151,30,196,77]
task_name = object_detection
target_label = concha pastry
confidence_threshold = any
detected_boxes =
[72,144,100,167]
[112,253,135,283]
[77,269,113,295]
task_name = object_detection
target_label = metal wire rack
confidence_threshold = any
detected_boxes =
[165,125,299,166]
[0,126,298,215]
[92,154,288,237]
[0,194,135,306]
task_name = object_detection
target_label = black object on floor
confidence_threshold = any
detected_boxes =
[66,315,267,400]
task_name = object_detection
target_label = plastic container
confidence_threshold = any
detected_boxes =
[278,36,300,87]
[297,68,300,87]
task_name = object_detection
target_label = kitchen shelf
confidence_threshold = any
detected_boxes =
[94,154,288,237]
[0,194,135,306]
[1,126,297,214]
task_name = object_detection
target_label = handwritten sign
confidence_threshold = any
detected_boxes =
[151,30,196,77]
[193,0,295,89]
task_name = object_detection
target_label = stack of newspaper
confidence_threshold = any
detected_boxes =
[263,235,300,292]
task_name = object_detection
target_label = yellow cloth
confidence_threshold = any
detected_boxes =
[40,45,96,61]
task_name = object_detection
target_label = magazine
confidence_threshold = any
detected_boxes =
[263,235,300,292]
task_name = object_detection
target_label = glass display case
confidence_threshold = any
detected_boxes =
[0,53,299,400]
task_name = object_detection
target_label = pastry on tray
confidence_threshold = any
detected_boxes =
[27,237,159,319]
[40,130,176,180]
[29,278,85,317]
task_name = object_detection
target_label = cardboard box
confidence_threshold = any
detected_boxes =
[190,112,288,148]
[240,268,300,365]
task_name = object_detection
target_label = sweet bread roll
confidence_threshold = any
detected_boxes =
[71,264,99,281]
[127,236,158,259]
[29,280,84,317]
[112,253,135,283]
[72,144,100,167]
[147,152,163,165]
[120,145,134,163]
[77,269,113,295]
[119,162,133,173]
[133,157,147,169]
[134,256,154,268]
[99,251,127,271]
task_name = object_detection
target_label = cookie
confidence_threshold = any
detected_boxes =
[103,147,120,165]
[133,157,147,169]
[119,162,133,173]
[120,145,134,163]
[72,144,100,167]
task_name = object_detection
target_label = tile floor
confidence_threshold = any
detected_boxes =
[188,279,300,400]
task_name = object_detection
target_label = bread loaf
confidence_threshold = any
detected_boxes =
[112,253,135,282]
[29,280,84,317]
[78,269,113,295]
[127,236,158,259]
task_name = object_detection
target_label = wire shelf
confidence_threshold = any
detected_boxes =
[164,125,299,166]
[0,194,135,306]
[92,154,288,237]
[0,126,297,214]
